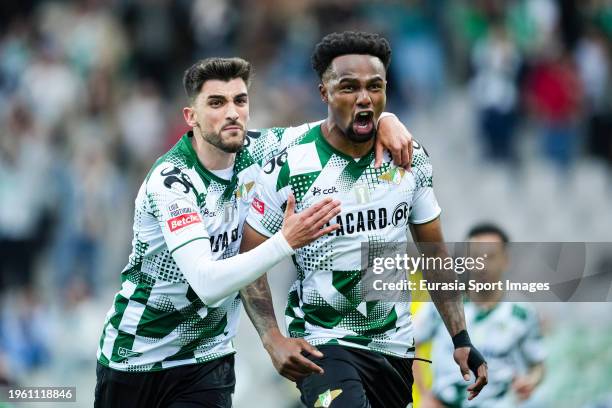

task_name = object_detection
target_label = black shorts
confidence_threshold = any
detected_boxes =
[94,355,235,408]
[297,345,414,408]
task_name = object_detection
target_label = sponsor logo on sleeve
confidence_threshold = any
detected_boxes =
[251,197,265,215]
[168,202,196,218]
[167,212,201,232]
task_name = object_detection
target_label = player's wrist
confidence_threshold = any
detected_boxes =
[453,329,487,375]
[279,227,295,249]
[262,327,284,349]
[451,329,472,349]
[273,230,296,254]
[378,112,396,122]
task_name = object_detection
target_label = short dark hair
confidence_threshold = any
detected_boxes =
[183,57,251,101]
[467,223,510,244]
[311,31,392,80]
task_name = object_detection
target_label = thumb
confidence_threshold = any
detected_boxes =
[284,193,295,217]
[374,139,384,169]
[459,361,471,381]
[455,350,470,381]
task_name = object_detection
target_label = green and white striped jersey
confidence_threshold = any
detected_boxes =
[414,301,546,408]
[97,124,315,372]
[246,124,441,358]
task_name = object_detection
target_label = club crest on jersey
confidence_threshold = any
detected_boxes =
[235,181,255,202]
[315,389,343,407]
[378,166,405,185]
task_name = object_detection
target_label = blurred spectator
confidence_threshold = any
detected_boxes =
[365,0,447,110]
[507,0,559,56]
[117,79,167,172]
[470,22,521,163]
[525,48,584,171]
[18,44,84,131]
[191,0,237,56]
[0,19,33,99]
[0,288,51,378]
[121,0,177,89]
[0,101,53,290]
[575,27,610,114]
[50,139,121,297]
[0,352,13,386]
[576,26,612,169]
[36,1,128,78]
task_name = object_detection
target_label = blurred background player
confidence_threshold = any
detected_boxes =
[241,31,487,408]
[414,223,546,408]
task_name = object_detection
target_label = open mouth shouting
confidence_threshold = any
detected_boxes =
[352,110,375,136]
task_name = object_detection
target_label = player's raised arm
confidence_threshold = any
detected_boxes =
[409,218,488,400]
[247,111,412,170]
[375,112,413,169]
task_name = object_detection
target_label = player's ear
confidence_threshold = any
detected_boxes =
[183,106,197,127]
[319,83,328,104]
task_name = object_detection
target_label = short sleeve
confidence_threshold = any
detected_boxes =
[146,164,209,254]
[245,151,291,238]
[409,140,442,224]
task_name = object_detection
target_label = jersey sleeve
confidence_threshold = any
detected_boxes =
[145,161,295,306]
[146,163,209,254]
[245,121,323,166]
[245,151,291,238]
[409,140,442,224]
[518,305,547,365]
[413,302,443,344]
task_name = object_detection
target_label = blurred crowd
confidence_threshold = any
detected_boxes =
[0,0,611,406]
